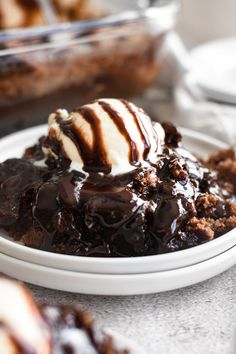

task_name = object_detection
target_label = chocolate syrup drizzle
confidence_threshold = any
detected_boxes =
[120,99,152,161]
[55,99,156,174]
[56,108,111,174]
[98,100,140,166]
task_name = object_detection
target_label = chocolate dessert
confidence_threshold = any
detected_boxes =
[0,278,128,354]
[1,98,235,257]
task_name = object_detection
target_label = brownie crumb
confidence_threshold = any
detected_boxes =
[195,194,227,219]
[131,168,159,197]
[162,122,182,148]
[206,147,236,192]
[186,217,215,241]
[169,157,188,180]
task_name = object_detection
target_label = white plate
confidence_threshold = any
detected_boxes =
[0,125,235,275]
[191,37,236,104]
[1,246,235,295]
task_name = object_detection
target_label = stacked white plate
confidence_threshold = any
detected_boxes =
[0,126,236,295]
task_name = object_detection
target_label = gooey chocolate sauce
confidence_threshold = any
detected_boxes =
[1,111,234,258]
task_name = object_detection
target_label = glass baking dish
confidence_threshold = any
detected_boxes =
[0,0,179,136]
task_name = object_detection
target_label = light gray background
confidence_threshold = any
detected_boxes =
[29,265,236,354]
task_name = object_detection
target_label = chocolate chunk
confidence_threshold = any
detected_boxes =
[162,122,182,148]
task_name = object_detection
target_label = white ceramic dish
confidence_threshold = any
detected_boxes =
[0,125,235,275]
[191,37,236,104]
[1,246,235,295]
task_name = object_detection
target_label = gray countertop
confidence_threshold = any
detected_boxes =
[28,265,236,354]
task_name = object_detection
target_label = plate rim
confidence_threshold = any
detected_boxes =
[1,245,235,295]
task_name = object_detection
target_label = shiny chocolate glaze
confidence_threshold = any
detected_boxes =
[0,122,235,256]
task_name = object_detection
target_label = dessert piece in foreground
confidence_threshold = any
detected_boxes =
[0,277,126,354]
[0,98,236,257]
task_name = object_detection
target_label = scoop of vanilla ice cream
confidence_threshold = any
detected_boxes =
[0,278,51,354]
[46,99,165,175]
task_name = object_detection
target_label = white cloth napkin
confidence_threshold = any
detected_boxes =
[147,32,236,145]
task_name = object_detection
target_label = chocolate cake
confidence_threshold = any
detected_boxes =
[0,32,161,107]
[0,278,128,354]
[0,98,235,257]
